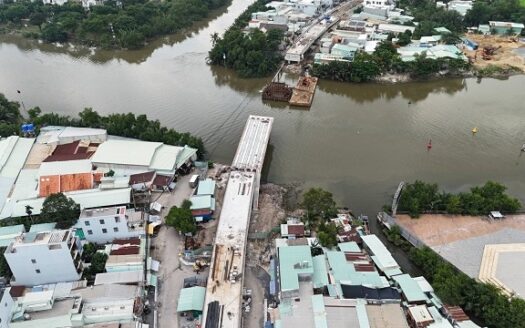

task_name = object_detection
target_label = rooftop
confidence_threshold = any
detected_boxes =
[190,195,216,210]
[37,126,107,145]
[94,270,142,285]
[366,304,410,328]
[28,223,57,233]
[149,144,183,172]
[38,159,93,177]
[393,274,428,303]
[91,139,163,166]
[80,206,128,219]
[177,286,206,312]
[361,234,400,274]
[197,179,216,196]
[8,230,71,250]
[279,245,314,292]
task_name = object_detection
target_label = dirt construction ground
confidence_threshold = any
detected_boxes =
[461,34,525,71]
[396,213,525,246]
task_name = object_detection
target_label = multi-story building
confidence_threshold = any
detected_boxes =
[4,229,83,286]
[75,206,145,244]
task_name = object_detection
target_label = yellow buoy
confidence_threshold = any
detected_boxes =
[472,127,478,134]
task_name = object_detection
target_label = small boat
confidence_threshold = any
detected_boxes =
[427,139,432,150]
[472,127,478,134]
[521,144,525,152]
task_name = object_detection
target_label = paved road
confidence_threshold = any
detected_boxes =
[151,174,197,328]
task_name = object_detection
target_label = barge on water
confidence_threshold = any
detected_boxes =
[289,76,318,107]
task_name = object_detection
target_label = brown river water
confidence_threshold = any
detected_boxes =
[1,0,524,220]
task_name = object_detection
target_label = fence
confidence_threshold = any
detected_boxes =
[378,212,426,248]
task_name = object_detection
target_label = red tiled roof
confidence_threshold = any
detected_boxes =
[113,237,141,245]
[39,173,94,197]
[354,263,376,272]
[9,286,26,298]
[344,252,368,261]
[444,305,470,322]
[129,171,156,185]
[153,174,172,186]
[110,246,140,255]
[191,209,213,216]
[43,140,96,162]
[287,224,305,236]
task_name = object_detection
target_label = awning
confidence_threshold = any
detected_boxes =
[147,221,162,235]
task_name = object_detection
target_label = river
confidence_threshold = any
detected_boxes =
[1,0,525,221]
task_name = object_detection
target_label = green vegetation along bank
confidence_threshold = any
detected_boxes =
[208,0,284,77]
[397,180,521,218]
[0,93,206,157]
[409,246,525,328]
[0,0,229,49]
[312,42,471,82]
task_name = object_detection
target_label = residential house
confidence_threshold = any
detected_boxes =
[488,21,525,35]
[75,206,145,244]
[280,218,305,239]
[4,229,83,286]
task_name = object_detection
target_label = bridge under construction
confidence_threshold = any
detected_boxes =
[202,115,274,328]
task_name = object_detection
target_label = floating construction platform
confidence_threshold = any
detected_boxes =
[289,76,318,107]
[202,115,274,328]
[261,82,293,102]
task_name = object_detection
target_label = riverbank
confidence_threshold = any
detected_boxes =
[0,0,230,50]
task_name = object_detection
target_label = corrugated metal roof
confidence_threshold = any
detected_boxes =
[338,242,361,253]
[393,274,428,303]
[312,295,328,328]
[312,255,329,288]
[278,245,313,292]
[326,251,384,288]
[149,144,182,171]
[39,159,92,176]
[29,223,57,233]
[177,286,206,312]
[92,140,162,166]
[175,146,198,168]
[11,188,131,217]
[190,195,215,210]
[0,136,35,178]
[361,235,400,272]
[0,224,25,246]
[355,300,370,328]
[94,270,142,285]
[197,179,216,196]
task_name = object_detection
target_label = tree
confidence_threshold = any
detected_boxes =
[29,12,46,30]
[165,199,196,235]
[317,222,338,248]
[302,188,337,225]
[0,247,12,278]
[82,243,98,262]
[40,193,80,229]
[0,93,22,124]
[396,30,412,46]
[82,251,108,281]
[27,106,42,120]
[79,107,101,127]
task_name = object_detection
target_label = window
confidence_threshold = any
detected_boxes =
[31,259,36,264]
[113,227,119,232]
[87,230,93,235]
[35,269,41,274]
[99,219,105,225]
[102,228,107,234]
[114,216,120,223]
[85,221,90,226]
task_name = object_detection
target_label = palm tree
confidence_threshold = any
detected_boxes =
[210,32,219,47]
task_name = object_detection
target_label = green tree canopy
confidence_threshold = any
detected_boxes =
[302,187,337,225]
[165,199,196,235]
[316,222,338,248]
[40,193,80,229]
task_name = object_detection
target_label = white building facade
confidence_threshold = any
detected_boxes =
[4,229,83,286]
[75,206,145,244]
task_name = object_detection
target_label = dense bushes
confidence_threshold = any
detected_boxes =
[0,0,229,48]
[410,247,525,328]
[398,180,521,217]
[208,0,283,77]
[0,93,206,157]
[312,41,470,82]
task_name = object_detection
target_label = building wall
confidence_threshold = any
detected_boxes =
[76,213,144,244]
[92,163,150,176]
[5,238,81,286]
[0,290,14,328]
